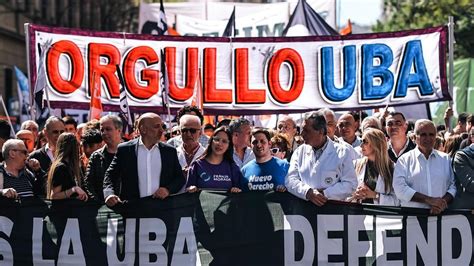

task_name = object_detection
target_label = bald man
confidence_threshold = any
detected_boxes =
[337,113,362,148]
[16,130,35,153]
[103,113,185,207]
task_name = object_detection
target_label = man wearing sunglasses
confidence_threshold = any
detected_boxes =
[29,116,65,197]
[241,129,288,192]
[176,115,206,192]
[0,139,42,199]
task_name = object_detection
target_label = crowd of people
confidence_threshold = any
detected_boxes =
[0,105,473,214]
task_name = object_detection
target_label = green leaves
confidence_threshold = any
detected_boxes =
[373,0,474,58]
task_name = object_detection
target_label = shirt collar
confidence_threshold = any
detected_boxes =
[414,146,438,159]
[138,137,159,150]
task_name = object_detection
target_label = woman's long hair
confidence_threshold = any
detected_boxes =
[46,133,81,198]
[356,128,394,194]
[202,126,234,163]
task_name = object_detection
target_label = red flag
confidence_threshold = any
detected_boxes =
[191,69,203,114]
[340,19,352,35]
[89,72,103,120]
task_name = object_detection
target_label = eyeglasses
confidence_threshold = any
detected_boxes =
[213,137,229,144]
[181,128,199,134]
[271,147,280,154]
[51,130,65,134]
[278,125,294,131]
[12,149,28,155]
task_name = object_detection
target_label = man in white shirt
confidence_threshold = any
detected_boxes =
[285,111,357,206]
[229,117,255,169]
[393,119,456,214]
[103,113,185,207]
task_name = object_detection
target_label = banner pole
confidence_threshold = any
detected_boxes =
[447,16,454,131]
[0,94,16,137]
[24,23,34,120]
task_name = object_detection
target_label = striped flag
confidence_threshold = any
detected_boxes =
[33,39,52,119]
[157,0,168,35]
[222,6,236,37]
[89,72,103,120]
[115,65,133,134]
[283,0,339,37]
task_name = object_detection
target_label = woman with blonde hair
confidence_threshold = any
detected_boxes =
[351,128,399,205]
[47,133,88,201]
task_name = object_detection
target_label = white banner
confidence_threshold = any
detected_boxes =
[176,7,288,37]
[27,25,449,114]
[139,1,336,36]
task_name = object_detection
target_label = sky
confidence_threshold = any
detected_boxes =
[337,0,384,27]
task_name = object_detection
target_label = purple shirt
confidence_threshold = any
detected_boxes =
[186,158,242,190]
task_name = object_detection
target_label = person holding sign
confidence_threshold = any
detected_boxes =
[351,128,398,205]
[46,133,88,201]
[393,120,456,214]
[103,113,185,207]
[186,127,242,193]
[285,111,357,206]
[241,129,288,192]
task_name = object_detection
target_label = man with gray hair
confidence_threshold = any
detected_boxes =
[176,115,206,192]
[319,108,360,160]
[84,115,123,201]
[286,111,357,206]
[393,119,456,214]
[21,120,39,144]
[0,139,40,199]
[229,117,255,169]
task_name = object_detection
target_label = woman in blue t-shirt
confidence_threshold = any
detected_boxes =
[186,127,242,193]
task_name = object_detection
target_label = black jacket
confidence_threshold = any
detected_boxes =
[103,139,185,201]
[84,145,115,202]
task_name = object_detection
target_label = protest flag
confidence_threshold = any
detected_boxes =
[222,7,236,37]
[191,69,203,114]
[157,0,168,36]
[89,72,103,120]
[115,65,134,135]
[160,49,172,128]
[283,0,339,36]
[33,39,53,120]
[340,19,352,35]
[14,66,30,121]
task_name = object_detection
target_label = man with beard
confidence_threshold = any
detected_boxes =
[241,129,288,192]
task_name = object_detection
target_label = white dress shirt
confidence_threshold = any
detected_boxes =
[393,147,456,208]
[137,138,162,197]
[285,138,357,201]
[233,147,255,169]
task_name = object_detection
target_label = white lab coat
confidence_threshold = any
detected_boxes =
[285,138,357,201]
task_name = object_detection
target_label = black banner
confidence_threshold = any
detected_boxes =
[0,191,472,265]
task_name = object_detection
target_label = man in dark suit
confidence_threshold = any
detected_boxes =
[28,116,65,197]
[103,113,185,207]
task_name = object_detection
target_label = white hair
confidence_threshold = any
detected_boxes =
[2,139,24,161]
[414,119,435,135]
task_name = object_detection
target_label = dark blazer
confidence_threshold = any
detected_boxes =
[29,146,52,173]
[103,139,185,201]
[450,145,474,209]
[28,146,51,198]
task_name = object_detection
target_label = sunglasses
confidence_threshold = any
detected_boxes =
[271,147,280,154]
[12,149,28,155]
[181,128,199,134]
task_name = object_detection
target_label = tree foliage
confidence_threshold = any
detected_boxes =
[373,0,474,58]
